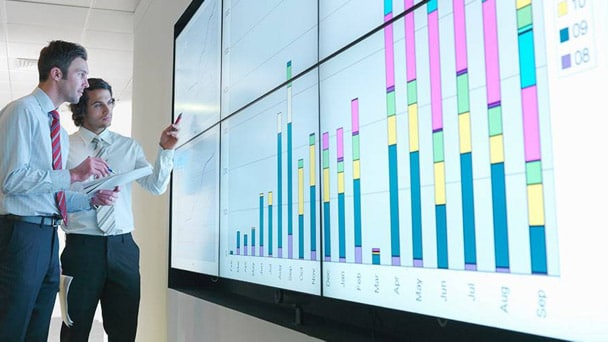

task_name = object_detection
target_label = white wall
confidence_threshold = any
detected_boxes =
[132,0,189,340]
[131,1,320,341]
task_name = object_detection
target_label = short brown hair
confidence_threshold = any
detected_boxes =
[38,40,87,82]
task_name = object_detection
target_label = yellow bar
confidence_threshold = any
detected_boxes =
[309,146,316,186]
[458,112,472,153]
[527,184,545,225]
[516,0,531,9]
[353,160,360,180]
[408,104,419,151]
[490,135,504,164]
[298,168,304,214]
[434,162,446,205]
[387,115,397,145]
[323,169,330,202]
[268,191,273,205]
[338,172,344,193]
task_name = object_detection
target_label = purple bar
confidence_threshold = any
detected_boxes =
[522,86,541,162]
[278,248,282,258]
[355,247,362,264]
[288,235,293,259]
[384,14,395,88]
[324,256,331,261]
[323,132,329,149]
[496,267,510,273]
[339,257,346,263]
[428,10,443,131]
[336,128,344,160]
[259,246,264,256]
[351,98,359,133]
[391,256,401,266]
[453,0,468,72]
[311,251,317,261]
[483,0,501,104]
[413,259,424,267]
[405,0,417,81]
[465,264,478,271]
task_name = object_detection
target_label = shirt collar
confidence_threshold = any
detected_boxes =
[32,87,57,115]
[78,126,113,145]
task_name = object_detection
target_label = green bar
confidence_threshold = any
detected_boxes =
[526,160,543,185]
[488,106,503,136]
[517,5,533,32]
[457,73,470,114]
[323,150,329,168]
[407,80,418,105]
[386,91,396,116]
[352,135,360,160]
[337,161,344,173]
[433,131,444,162]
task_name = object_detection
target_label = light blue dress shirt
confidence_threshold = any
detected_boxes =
[65,127,174,236]
[0,88,89,216]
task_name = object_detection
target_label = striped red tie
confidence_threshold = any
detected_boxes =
[50,110,67,224]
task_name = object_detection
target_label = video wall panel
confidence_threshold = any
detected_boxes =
[171,0,608,340]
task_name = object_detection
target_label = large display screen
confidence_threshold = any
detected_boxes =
[171,0,608,339]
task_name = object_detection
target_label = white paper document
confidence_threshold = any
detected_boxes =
[72,166,153,194]
[59,275,74,327]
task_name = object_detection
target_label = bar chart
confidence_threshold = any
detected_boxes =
[220,68,321,294]
[318,0,559,321]
[172,0,608,339]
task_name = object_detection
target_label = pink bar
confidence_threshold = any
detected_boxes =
[453,0,468,72]
[522,86,541,162]
[483,0,501,104]
[405,0,417,81]
[384,20,395,88]
[336,128,344,159]
[323,132,329,149]
[351,98,359,133]
[428,10,443,130]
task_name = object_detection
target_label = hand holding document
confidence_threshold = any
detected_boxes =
[71,166,153,194]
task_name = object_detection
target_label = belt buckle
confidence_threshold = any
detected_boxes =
[50,215,63,227]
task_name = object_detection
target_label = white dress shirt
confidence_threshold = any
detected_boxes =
[65,127,174,235]
[0,88,89,216]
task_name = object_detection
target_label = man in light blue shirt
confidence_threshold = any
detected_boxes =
[60,78,179,341]
[0,40,115,341]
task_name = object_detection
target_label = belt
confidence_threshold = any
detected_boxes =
[2,214,63,227]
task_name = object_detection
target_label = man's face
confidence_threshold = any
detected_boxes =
[82,88,114,134]
[58,57,89,104]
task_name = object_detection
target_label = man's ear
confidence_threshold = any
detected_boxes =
[50,66,63,81]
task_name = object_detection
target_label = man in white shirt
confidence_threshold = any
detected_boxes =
[60,78,179,341]
[0,40,114,342]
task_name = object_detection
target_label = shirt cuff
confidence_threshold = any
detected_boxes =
[158,146,174,159]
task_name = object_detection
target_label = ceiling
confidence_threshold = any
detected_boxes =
[0,0,141,110]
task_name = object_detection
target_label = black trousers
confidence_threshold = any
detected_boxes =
[60,233,140,342]
[0,217,60,342]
